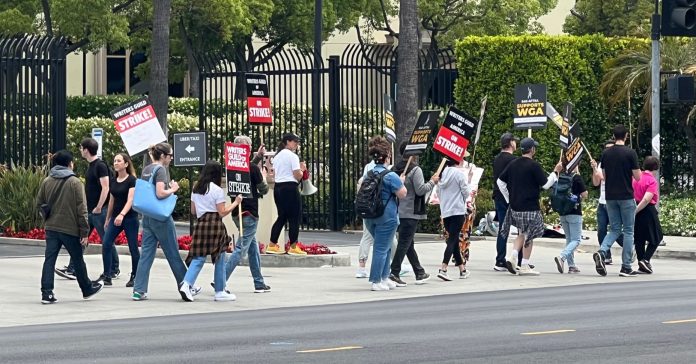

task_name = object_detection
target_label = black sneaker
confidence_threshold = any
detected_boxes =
[604,257,613,265]
[102,277,112,286]
[111,269,121,279]
[41,292,57,304]
[126,273,135,288]
[388,274,407,287]
[414,273,430,285]
[593,252,607,276]
[619,267,639,277]
[54,267,76,280]
[638,260,653,274]
[83,283,103,300]
[254,284,271,293]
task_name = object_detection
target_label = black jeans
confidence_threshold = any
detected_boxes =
[68,207,118,272]
[443,215,465,266]
[270,182,301,244]
[494,198,522,266]
[42,230,93,295]
[390,218,426,276]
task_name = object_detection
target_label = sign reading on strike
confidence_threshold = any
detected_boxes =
[433,106,478,163]
[110,97,167,156]
[514,84,547,130]
[225,142,252,198]
[383,94,396,143]
[403,110,440,157]
[246,73,272,125]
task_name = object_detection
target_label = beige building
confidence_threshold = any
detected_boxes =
[65,0,575,97]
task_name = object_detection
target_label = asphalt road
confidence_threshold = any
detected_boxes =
[1,280,694,363]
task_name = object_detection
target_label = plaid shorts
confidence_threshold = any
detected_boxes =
[500,208,544,247]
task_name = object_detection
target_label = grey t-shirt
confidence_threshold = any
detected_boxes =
[141,163,170,188]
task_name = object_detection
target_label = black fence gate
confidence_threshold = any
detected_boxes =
[193,44,457,231]
[0,35,67,167]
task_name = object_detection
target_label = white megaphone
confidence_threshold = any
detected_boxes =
[300,178,318,196]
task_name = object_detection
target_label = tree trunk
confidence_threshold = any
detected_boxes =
[395,0,420,155]
[179,18,199,98]
[150,0,172,136]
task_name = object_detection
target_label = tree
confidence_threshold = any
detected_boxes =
[151,0,172,135]
[395,0,419,148]
[599,38,696,185]
[564,0,653,37]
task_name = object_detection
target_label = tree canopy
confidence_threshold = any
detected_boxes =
[563,0,653,37]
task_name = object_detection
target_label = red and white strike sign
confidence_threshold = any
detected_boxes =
[110,97,167,156]
[246,73,273,125]
[433,106,478,163]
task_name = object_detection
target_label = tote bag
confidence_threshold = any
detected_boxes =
[133,165,177,221]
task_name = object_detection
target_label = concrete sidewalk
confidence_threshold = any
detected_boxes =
[1,237,694,328]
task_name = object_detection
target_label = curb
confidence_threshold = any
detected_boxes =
[0,237,351,268]
[531,238,696,261]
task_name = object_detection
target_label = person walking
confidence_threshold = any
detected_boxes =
[37,150,103,304]
[492,132,520,271]
[224,135,272,293]
[102,153,140,287]
[132,143,189,301]
[437,158,472,281]
[180,160,242,302]
[497,137,563,276]
[553,166,588,274]
[388,142,437,286]
[633,156,663,274]
[362,136,406,291]
[591,140,623,265]
[267,133,308,256]
[593,125,642,277]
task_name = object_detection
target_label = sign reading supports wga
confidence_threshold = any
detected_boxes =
[403,110,440,157]
[173,132,207,167]
[383,94,396,143]
[514,84,547,130]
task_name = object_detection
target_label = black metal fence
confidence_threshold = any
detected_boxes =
[193,44,458,230]
[0,35,67,167]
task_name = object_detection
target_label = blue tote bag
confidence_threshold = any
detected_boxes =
[133,165,177,221]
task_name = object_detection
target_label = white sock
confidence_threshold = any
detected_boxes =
[511,250,519,258]
[521,258,530,265]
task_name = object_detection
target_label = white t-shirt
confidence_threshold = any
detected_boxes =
[273,149,300,183]
[191,182,226,218]
[598,163,607,204]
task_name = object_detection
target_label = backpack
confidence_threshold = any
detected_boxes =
[355,169,392,219]
[550,173,578,215]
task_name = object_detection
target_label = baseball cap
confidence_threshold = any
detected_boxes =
[519,137,539,152]
[282,133,301,143]
[500,132,519,148]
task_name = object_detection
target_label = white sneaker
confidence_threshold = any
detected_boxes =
[192,286,202,296]
[355,268,368,278]
[518,264,540,276]
[214,291,237,301]
[382,279,396,290]
[400,264,412,276]
[371,282,389,291]
[459,270,471,279]
[178,282,194,302]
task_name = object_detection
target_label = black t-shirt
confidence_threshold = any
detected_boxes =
[600,145,639,200]
[492,152,516,201]
[563,174,587,216]
[498,157,548,211]
[110,175,137,219]
[85,159,110,210]
[241,164,264,217]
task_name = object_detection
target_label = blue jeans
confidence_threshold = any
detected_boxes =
[364,217,397,283]
[560,214,582,267]
[225,215,265,289]
[68,207,118,272]
[597,203,624,260]
[133,216,187,293]
[600,199,636,269]
[184,255,226,292]
[102,214,140,277]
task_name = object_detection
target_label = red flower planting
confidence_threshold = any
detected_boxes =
[3,227,46,240]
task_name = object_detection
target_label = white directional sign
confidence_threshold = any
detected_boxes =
[173,131,207,167]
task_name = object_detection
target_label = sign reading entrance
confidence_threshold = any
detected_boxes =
[110,97,167,156]
[433,106,478,163]
[246,73,273,125]
[514,84,547,130]
[224,142,252,198]
[173,132,207,167]
[403,110,440,157]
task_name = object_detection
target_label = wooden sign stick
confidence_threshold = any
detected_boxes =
[401,156,414,177]
[238,202,244,238]
[434,158,448,177]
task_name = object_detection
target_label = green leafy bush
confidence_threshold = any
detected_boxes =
[0,164,46,232]
[659,196,696,236]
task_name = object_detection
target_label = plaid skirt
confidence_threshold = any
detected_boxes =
[186,212,231,264]
[499,208,544,247]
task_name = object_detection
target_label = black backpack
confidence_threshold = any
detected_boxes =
[355,169,392,219]
[550,173,578,215]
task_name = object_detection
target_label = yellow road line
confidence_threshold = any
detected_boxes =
[521,329,576,336]
[663,319,696,324]
[297,346,363,353]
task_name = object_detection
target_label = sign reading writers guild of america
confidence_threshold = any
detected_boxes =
[514,84,547,130]
[110,97,167,156]
[173,132,207,167]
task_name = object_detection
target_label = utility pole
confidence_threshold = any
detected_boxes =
[651,0,661,161]
[312,0,323,127]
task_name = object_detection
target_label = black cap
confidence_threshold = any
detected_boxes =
[520,137,539,153]
[500,132,519,148]
[282,133,301,143]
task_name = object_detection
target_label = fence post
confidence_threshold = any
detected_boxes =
[52,42,67,153]
[328,56,342,231]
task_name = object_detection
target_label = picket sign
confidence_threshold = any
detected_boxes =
[401,156,414,178]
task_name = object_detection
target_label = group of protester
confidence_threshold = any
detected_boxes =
[39,133,309,304]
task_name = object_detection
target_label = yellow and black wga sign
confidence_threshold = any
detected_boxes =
[562,123,584,173]
[383,94,396,143]
[514,84,547,130]
[403,110,440,157]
